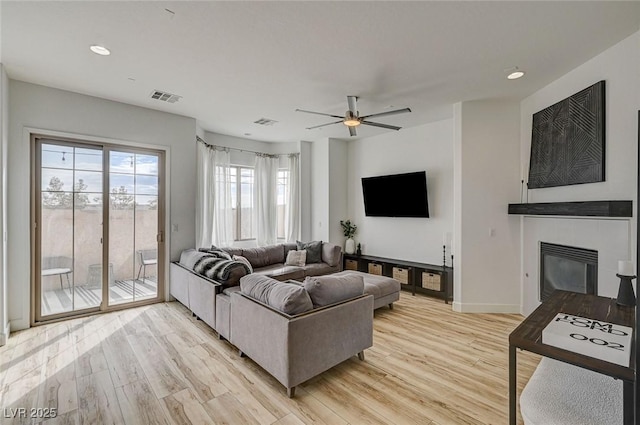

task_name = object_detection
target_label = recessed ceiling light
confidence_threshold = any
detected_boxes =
[505,66,525,80]
[90,45,111,56]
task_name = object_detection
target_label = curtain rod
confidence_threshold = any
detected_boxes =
[196,136,298,158]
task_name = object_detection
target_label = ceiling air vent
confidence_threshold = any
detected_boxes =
[149,90,182,104]
[253,118,278,126]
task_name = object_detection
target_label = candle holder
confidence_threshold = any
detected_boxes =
[442,245,446,268]
[615,274,636,307]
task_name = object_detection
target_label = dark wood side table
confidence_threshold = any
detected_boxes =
[509,290,636,424]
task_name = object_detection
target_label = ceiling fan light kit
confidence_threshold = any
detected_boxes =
[297,95,411,136]
[343,111,361,127]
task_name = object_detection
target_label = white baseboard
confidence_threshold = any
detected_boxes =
[9,318,28,332]
[452,301,521,314]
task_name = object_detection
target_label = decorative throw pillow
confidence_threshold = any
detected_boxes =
[296,240,322,263]
[285,250,306,267]
[303,274,365,307]
[233,255,253,273]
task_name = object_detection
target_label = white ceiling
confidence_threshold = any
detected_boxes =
[2,1,639,143]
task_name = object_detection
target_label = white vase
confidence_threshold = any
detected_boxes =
[345,238,356,254]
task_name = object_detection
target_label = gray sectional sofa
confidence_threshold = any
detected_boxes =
[169,243,376,397]
[222,242,342,281]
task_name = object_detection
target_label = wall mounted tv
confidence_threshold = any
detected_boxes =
[361,171,429,218]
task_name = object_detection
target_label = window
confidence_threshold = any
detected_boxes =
[277,169,289,239]
[226,165,290,241]
[229,166,255,240]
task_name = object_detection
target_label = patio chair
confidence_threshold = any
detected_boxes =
[41,256,73,290]
[136,249,157,281]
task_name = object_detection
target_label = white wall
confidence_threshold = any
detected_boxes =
[348,120,454,264]
[0,65,8,345]
[519,31,640,315]
[311,138,330,242]
[328,139,348,245]
[454,99,521,313]
[8,81,197,330]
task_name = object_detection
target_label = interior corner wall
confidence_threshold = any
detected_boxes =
[8,81,197,331]
[299,141,312,241]
[347,120,454,264]
[311,139,330,242]
[0,65,8,345]
[453,99,521,313]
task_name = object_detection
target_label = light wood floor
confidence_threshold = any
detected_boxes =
[0,292,540,425]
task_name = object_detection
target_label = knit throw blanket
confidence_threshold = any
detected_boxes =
[193,248,251,284]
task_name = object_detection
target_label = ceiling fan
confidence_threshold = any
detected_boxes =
[296,96,411,137]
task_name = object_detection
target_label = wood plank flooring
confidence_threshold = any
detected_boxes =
[0,293,540,425]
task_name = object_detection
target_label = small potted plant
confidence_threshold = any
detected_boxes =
[340,219,357,254]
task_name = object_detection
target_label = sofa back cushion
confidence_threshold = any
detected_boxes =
[303,274,364,307]
[240,274,313,315]
[321,243,342,267]
[283,242,297,258]
[242,244,285,268]
[222,247,243,257]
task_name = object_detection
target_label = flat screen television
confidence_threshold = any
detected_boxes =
[361,171,429,218]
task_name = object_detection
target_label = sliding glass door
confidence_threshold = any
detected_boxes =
[34,137,165,322]
[108,150,160,306]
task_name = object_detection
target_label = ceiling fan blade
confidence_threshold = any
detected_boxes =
[361,107,412,120]
[347,96,358,115]
[349,126,357,137]
[360,120,402,131]
[295,109,344,119]
[306,120,344,130]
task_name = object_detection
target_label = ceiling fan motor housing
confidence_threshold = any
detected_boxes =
[344,110,361,127]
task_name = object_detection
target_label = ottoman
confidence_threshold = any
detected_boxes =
[331,270,400,310]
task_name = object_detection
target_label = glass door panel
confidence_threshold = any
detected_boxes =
[108,150,159,306]
[38,142,103,318]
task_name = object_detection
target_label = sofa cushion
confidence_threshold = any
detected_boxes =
[179,248,207,269]
[321,243,342,267]
[296,240,322,263]
[222,285,242,296]
[283,243,297,258]
[302,274,364,307]
[242,244,285,268]
[222,247,243,257]
[240,274,313,315]
[332,271,401,298]
[285,250,306,267]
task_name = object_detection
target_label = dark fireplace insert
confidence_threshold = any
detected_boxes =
[539,242,598,302]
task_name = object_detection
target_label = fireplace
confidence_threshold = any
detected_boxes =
[539,242,598,302]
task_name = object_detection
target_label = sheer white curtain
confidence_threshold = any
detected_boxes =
[196,142,233,248]
[285,153,300,242]
[254,154,279,246]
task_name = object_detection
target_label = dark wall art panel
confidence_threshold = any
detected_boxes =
[528,80,605,189]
